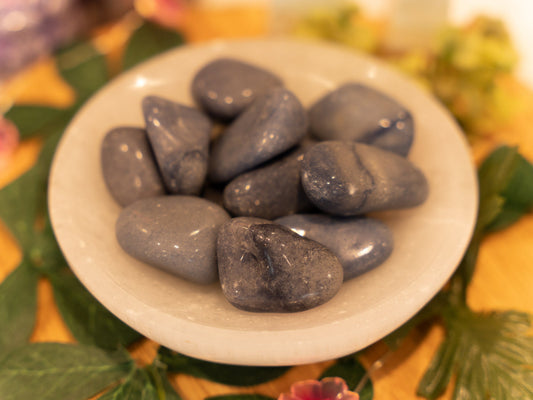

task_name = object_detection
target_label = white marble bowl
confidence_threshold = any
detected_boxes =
[49,38,478,366]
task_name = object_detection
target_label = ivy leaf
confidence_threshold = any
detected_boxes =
[122,22,184,71]
[4,105,68,140]
[417,305,533,399]
[100,364,183,400]
[320,355,373,400]
[99,368,159,400]
[453,145,533,298]
[486,149,533,231]
[0,343,133,400]
[0,122,67,250]
[55,41,109,102]
[158,347,290,387]
[50,270,143,350]
[205,395,275,400]
[0,261,39,359]
[28,214,69,274]
[148,365,183,400]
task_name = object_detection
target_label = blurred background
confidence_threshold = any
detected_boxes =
[1,0,532,85]
[2,0,533,166]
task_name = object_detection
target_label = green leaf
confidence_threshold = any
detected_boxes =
[99,368,159,400]
[148,365,183,400]
[50,270,143,350]
[451,145,533,299]
[0,261,39,359]
[486,150,533,231]
[28,215,69,274]
[0,120,68,249]
[417,330,461,399]
[205,396,275,400]
[417,305,533,400]
[56,41,109,101]
[158,347,290,387]
[0,343,133,400]
[4,105,67,140]
[320,355,373,400]
[476,145,522,231]
[122,22,184,71]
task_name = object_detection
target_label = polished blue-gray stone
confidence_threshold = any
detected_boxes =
[143,95,212,195]
[309,83,414,156]
[101,127,165,207]
[191,58,283,120]
[301,141,429,216]
[222,144,315,219]
[116,195,230,284]
[217,217,343,312]
[276,214,393,281]
[209,87,308,183]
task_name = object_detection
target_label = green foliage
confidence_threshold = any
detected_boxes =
[122,21,184,71]
[99,369,160,400]
[292,4,379,53]
[452,146,533,300]
[0,261,39,359]
[56,41,110,102]
[158,347,290,387]
[398,16,519,133]
[388,144,533,399]
[4,106,68,140]
[0,343,133,400]
[418,307,533,399]
[98,364,183,400]
[50,270,142,350]
[0,127,65,250]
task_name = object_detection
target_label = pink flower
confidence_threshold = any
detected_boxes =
[0,117,19,169]
[278,377,359,400]
[135,0,187,29]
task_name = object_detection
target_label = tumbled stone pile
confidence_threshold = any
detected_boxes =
[101,58,429,313]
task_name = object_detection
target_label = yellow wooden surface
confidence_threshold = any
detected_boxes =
[1,9,533,400]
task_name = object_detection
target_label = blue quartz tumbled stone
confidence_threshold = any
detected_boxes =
[209,87,308,183]
[276,214,393,281]
[143,95,212,195]
[222,144,315,219]
[309,83,414,156]
[301,141,429,216]
[101,127,165,207]
[191,58,283,120]
[115,195,230,284]
[217,217,343,312]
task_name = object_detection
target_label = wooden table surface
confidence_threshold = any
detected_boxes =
[1,8,532,400]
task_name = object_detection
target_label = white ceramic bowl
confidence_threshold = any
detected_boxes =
[48,38,477,366]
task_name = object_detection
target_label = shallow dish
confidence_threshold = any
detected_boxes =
[48,38,477,366]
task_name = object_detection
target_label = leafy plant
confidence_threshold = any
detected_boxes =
[384,145,533,400]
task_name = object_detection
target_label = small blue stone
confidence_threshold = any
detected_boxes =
[143,95,212,195]
[309,83,414,157]
[191,58,283,120]
[276,214,393,281]
[101,127,165,206]
[301,141,429,216]
[116,196,230,284]
[209,88,308,183]
[217,217,343,312]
